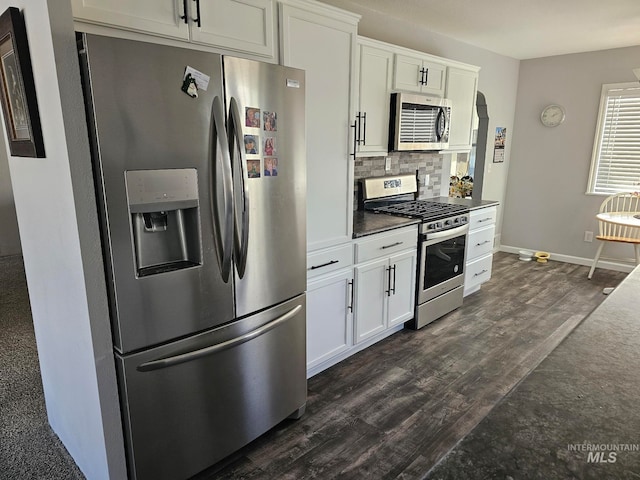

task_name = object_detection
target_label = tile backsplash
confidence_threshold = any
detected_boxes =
[353,151,444,209]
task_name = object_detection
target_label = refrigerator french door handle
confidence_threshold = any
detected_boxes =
[211,96,234,282]
[136,304,303,372]
[228,97,250,278]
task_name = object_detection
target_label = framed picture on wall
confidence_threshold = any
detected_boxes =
[0,7,44,158]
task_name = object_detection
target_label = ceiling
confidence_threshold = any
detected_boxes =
[318,0,640,60]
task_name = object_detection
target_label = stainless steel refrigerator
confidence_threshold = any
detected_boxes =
[78,34,307,480]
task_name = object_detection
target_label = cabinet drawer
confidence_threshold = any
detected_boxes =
[307,244,353,279]
[465,253,493,290]
[354,226,418,264]
[467,225,495,261]
[469,207,497,230]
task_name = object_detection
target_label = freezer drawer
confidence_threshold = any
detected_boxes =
[116,295,307,480]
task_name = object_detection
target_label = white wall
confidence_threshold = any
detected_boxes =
[502,45,640,264]
[1,1,126,478]
[317,0,521,242]
[0,132,20,256]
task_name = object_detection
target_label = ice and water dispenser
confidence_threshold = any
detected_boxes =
[125,169,201,277]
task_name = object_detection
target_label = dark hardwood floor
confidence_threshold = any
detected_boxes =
[198,252,627,479]
[1,252,626,479]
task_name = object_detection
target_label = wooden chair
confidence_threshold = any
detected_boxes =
[588,192,640,279]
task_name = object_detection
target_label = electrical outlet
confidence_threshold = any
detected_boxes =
[385,157,391,171]
[584,231,594,242]
[424,174,430,186]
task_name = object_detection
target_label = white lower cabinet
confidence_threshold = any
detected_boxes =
[306,268,353,373]
[387,250,417,327]
[464,206,497,296]
[306,226,418,378]
[354,227,417,344]
[354,257,387,341]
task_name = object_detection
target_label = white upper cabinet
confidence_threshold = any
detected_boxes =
[393,54,446,96]
[71,0,190,40]
[190,0,275,57]
[279,0,359,251]
[354,36,479,155]
[446,66,479,151]
[71,0,277,59]
[355,38,394,157]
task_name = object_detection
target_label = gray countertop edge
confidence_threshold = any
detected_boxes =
[427,197,500,210]
[352,211,421,239]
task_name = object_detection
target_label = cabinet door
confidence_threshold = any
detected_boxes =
[307,270,353,370]
[394,55,446,96]
[280,4,357,251]
[71,0,190,40]
[357,43,393,156]
[422,60,446,96]
[354,258,388,343]
[393,54,423,93]
[192,0,276,58]
[387,250,417,327]
[446,67,478,150]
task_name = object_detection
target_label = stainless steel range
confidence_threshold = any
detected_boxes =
[361,174,469,329]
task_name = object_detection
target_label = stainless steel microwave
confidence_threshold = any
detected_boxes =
[389,92,451,151]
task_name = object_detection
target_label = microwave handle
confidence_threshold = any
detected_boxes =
[436,107,446,141]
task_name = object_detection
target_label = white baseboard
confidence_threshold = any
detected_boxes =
[499,245,635,273]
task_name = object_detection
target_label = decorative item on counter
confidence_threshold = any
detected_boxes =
[534,251,551,263]
[449,175,473,198]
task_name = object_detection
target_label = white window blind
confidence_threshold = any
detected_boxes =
[588,82,640,194]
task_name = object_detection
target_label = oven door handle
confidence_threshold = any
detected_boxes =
[424,224,469,243]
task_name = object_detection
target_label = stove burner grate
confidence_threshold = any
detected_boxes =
[372,200,468,222]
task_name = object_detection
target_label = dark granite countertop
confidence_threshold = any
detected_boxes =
[353,210,420,238]
[426,196,500,210]
[427,265,640,479]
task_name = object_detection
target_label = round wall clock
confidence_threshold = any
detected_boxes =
[540,104,565,127]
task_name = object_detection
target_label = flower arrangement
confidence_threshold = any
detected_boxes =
[449,175,473,198]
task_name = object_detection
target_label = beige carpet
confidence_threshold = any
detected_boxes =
[0,255,84,480]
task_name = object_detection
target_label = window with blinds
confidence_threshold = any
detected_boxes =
[588,82,640,194]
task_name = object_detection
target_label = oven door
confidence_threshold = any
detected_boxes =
[418,224,468,304]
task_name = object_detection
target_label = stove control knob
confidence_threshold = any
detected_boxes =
[453,217,460,224]
[444,219,452,226]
